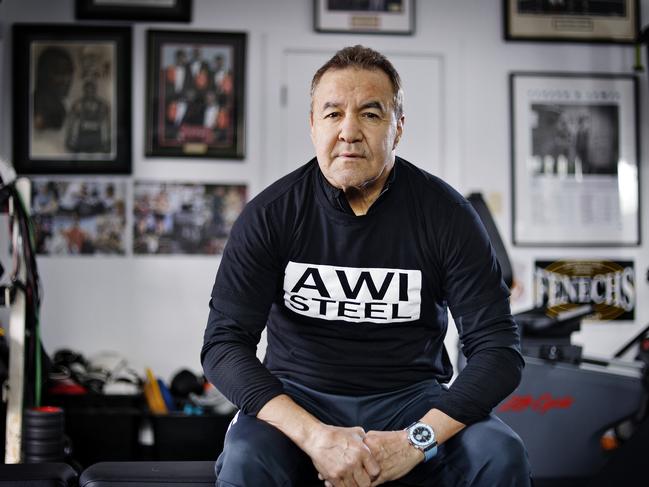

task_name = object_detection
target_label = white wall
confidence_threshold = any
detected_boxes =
[0,0,647,381]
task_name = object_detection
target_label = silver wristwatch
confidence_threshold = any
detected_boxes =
[405,421,438,462]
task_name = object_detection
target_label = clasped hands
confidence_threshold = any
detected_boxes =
[308,424,424,487]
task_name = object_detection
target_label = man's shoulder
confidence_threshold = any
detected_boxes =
[248,158,317,211]
[396,157,467,209]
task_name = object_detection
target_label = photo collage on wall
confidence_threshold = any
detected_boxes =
[14,22,249,258]
[133,182,246,255]
[31,178,127,256]
[30,179,248,257]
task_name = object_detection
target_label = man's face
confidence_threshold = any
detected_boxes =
[310,67,404,191]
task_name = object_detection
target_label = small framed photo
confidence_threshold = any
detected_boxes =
[30,177,127,256]
[510,72,640,246]
[76,0,192,22]
[504,0,640,43]
[146,30,246,159]
[314,0,415,35]
[133,181,247,255]
[13,24,132,175]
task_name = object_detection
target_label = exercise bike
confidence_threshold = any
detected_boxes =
[464,193,649,487]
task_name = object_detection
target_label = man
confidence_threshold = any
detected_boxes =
[202,45,530,487]
[166,49,191,96]
[65,79,111,154]
[33,46,74,131]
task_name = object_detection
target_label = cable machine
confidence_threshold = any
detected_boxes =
[1,161,42,463]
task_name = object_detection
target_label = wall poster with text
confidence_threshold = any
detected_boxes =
[511,73,639,246]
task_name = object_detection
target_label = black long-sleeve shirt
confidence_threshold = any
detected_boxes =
[201,157,523,425]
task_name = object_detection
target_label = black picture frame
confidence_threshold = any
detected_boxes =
[145,30,246,159]
[314,0,415,35]
[503,0,640,43]
[510,72,640,247]
[12,24,132,175]
[76,0,192,22]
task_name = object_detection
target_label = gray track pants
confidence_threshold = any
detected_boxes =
[215,378,531,486]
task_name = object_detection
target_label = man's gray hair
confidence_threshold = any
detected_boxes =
[310,45,404,119]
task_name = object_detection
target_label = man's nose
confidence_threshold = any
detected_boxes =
[338,114,362,143]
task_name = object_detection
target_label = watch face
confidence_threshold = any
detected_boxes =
[409,424,434,447]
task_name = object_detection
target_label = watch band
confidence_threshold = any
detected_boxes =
[423,443,438,462]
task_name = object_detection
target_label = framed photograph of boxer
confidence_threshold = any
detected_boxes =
[314,0,415,35]
[76,0,192,22]
[510,72,640,246]
[145,30,246,159]
[504,0,640,43]
[12,24,132,174]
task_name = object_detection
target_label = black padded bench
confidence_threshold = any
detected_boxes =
[0,462,78,487]
[79,461,216,486]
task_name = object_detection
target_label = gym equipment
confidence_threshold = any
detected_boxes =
[77,461,410,487]
[466,193,648,486]
[0,462,77,486]
[22,407,66,463]
[79,461,216,487]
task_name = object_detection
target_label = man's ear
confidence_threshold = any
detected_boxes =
[393,114,405,149]
[309,111,316,144]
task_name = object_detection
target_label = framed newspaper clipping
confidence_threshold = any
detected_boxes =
[510,72,640,246]
[504,0,640,43]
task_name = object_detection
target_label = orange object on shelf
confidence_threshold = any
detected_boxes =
[144,367,168,415]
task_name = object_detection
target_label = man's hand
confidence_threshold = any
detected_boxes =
[308,425,381,487]
[258,395,381,486]
[362,430,423,486]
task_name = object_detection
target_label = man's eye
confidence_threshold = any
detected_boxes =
[363,112,380,119]
[324,112,340,119]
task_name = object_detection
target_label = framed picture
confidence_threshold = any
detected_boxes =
[314,0,415,35]
[133,181,247,255]
[30,177,127,256]
[510,72,640,246]
[76,0,192,22]
[13,24,132,175]
[146,30,246,159]
[504,0,640,43]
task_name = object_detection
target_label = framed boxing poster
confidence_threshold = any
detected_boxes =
[12,24,132,175]
[503,0,640,43]
[314,0,415,35]
[510,72,640,246]
[145,30,246,159]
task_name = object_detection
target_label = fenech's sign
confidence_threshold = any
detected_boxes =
[534,260,635,321]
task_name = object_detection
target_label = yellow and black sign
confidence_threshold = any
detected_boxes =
[534,260,635,321]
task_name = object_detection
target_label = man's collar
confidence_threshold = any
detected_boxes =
[316,161,397,215]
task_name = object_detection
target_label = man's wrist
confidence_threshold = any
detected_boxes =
[402,430,425,463]
[257,394,325,453]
